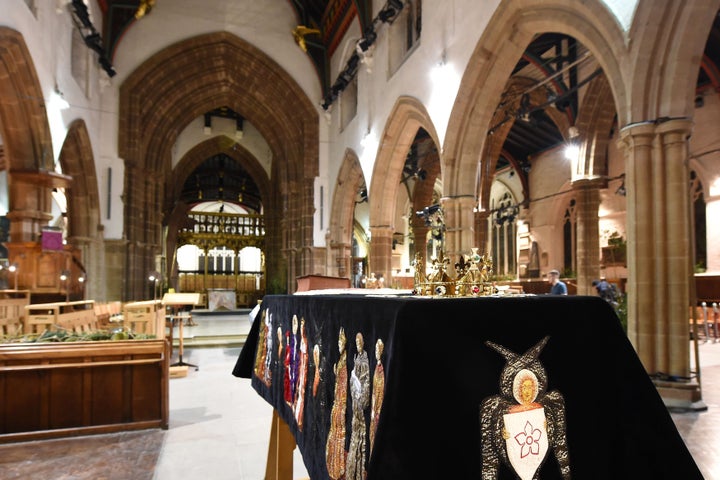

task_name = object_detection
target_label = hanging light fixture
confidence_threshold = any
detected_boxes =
[615,174,627,196]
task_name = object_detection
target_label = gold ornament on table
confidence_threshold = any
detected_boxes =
[413,248,495,297]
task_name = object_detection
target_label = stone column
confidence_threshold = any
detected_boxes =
[474,209,491,256]
[328,240,351,279]
[441,195,477,269]
[572,179,602,295]
[619,119,694,386]
[369,225,394,283]
[659,120,694,379]
[410,216,429,273]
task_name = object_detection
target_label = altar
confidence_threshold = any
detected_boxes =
[233,294,702,479]
[208,288,236,311]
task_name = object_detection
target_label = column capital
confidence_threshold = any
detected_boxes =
[440,195,477,210]
[570,176,606,190]
[369,225,394,237]
[618,121,656,149]
[656,118,693,146]
[655,117,693,136]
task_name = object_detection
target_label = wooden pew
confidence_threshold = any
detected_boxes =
[0,290,31,337]
[123,300,165,336]
[24,300,97,334]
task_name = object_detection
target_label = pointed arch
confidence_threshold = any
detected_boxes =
[329,149,365,248]
[369,97,441,232]
[444,0,625,201]
[0,27,54,173]
[118,31,319,298]
[573,74,617,180]
[59,120,101,240]
[625,1,720,121]
[328,149,365,278]
[171,136,271,212]
[367,96,441,280]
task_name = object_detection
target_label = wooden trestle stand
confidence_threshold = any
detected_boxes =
[162,292,202,371]
[265,410,297,480]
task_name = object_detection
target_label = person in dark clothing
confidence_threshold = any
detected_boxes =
[548,269,567,295]
[592,278,618,306]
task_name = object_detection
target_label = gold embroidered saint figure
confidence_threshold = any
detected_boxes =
[370,338,385,454]
[346,332,370,480]
[326,327,348,479]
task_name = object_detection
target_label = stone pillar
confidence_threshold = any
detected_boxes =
[328,238,351,279]
[619,119,694,385]
[369,225,394,282]
[572,179,602,295]
[410,216,429,274]
[441,195,477,269]
[474,209,491,256]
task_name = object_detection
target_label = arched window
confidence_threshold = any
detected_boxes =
[388,0,422,75]
[491,192,518,277]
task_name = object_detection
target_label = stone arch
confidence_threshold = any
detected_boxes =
[480,76,570,215]
[58,119,105,300]
[328,149,365,278]
[119,31,319,298]
[624,1,720,122]
[0,28,53,173]
[573,74,616,179]
[0,27,56,244]
[59,120,101,240]
[165,136,271,290]
[368,96,440,281]
[443,0,626,230]
[170,136,271,212]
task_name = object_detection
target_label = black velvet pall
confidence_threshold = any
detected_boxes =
[233,294,703,480]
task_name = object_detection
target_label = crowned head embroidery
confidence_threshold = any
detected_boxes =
[480,336,570,480]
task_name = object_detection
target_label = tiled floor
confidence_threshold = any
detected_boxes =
[670,338,720,480]
[0,313,718,479]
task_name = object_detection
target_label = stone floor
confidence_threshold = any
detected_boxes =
[0,313,718,479]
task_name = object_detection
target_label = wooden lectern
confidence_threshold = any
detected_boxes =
[162,292,202,370]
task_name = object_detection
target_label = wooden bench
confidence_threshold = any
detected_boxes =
[0,290,30,337]
[24,300,97,334]
[123,300,165,336]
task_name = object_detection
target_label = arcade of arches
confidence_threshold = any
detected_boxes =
[2,1,720,409]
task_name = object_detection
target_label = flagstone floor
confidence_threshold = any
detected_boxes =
[0,311,718,479]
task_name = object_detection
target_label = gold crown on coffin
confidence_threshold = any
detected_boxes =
[412,248,495,297]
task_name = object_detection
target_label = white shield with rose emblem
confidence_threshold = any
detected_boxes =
[503,407,549,480]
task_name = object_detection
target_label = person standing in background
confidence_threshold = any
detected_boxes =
[548,269,568,295]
